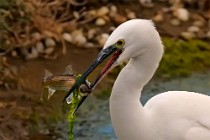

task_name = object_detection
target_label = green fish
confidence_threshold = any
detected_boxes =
[41,65,76,101]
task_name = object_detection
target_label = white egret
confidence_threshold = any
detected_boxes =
[65,19,210,140]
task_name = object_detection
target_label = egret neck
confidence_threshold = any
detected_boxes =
[110,45,163,139]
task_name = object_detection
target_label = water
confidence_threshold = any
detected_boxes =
[54,72,210,140]
[142,72,210,105]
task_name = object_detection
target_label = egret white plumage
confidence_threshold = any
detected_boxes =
[64,19,210,140]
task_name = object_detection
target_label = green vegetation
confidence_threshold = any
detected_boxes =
[95,88,112,99]
[157,38,210,79]
[68,75,81,140]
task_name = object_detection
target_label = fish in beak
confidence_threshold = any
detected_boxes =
[41,65,76,101]
[63,44,123,113]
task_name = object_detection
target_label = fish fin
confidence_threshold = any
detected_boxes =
[64,65,73,75]
[44,69,53,80]
[48,88,56,99]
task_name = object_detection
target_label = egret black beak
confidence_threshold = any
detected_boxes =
[63,45,122,113]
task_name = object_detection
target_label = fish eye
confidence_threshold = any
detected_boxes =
[116,39,125,48]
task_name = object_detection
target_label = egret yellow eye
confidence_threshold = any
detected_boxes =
[116,39,125,48]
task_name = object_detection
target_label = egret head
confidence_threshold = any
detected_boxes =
[102,19,162,67]
[63,19,163,111]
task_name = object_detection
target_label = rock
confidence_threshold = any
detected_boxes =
[62,33,72,43]
[98,33,109,46]
[36,42,44,53]
[95,18,106,26]
[109,11,117,18]
[31,32,42,41]
[87,28,98,39]
[11,50,18,57]
[187,26,200,33]
[26,47,39,60]
[45,47,54,55]
[31,47,39,56]
[85,42,95,48]
[193,20,205,27]
[88,10,97,18]
[173,8,189,22]
[71,30,87,47]
[180,32,195,39]
[97,6,109,17]
[45,38,56,47]
[110,5,118,13]
[5,40,11,45]
[73,11,80,19]
[109,26,116,32]
[109,5,118,18]
[114,14,127,24]
[139,0,154,8]
[152,12,164,22]
[126,10,136,19]
[170,18,181,26]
